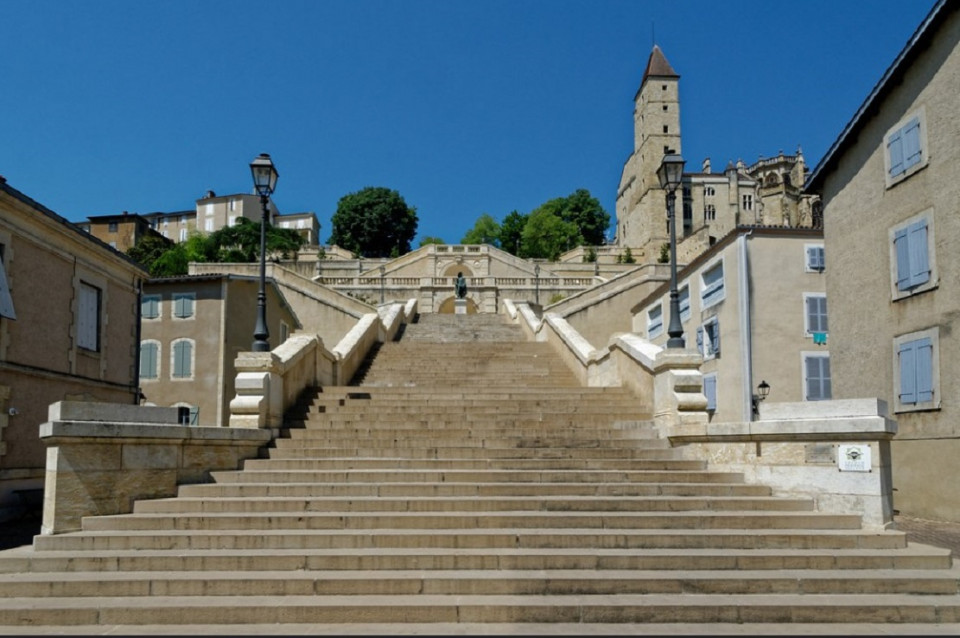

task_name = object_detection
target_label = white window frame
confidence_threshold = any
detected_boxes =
[742,194,753,211]
[893,326,940,414]
[700,259,725,309]
[179,228,188,242]
[172,293,195,320]
[141,294,161,320]
[646,304,664,339]
[803,293,828,336]
[697,316,720,360]
[889,209,937,301]
[140,340,160,381]
[804,243,825,272]
[802,351,831,401]
[170,338,195,381]
[884,107,928,188]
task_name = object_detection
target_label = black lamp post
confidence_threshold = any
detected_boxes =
[534,263,540,305]
[657,150,686,349]
[379,265,385,304]
[249,153,278,352]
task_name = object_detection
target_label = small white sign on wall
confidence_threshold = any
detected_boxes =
[838,444,871,472]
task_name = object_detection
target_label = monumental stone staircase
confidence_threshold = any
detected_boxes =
[1,312,960,630]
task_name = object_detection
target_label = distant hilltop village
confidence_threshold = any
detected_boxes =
[615,45,821,264]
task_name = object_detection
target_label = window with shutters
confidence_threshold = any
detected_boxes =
[140,340,160,380]
[171,338,194,380]
[647,304,663,339]
[700,260,725,309]
[702,373,717,413]
[172,293,195,319]
[141,294,161,320]
[804,244,825,272]
[803,353,832,401]
[678,285,690,322]
[893,327,940,413]
[889,210,937,300]
[0,240,15,320]
[804,294,828,336]
[885,108,927,186]
[76,281,101,352]
[696,317,720,360]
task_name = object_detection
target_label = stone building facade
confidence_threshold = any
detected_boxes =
[616,45,821,264]
[0,177,146,518]
[805,0,960,522]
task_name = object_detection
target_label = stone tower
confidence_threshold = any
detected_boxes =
[615,45,681,261]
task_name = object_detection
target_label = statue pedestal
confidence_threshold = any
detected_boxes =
[455,299,467,315]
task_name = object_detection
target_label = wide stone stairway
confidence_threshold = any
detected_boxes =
[1,312,960,633]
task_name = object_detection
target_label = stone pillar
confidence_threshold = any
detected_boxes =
[652,349,708,431]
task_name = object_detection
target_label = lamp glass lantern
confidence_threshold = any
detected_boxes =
[657,152,685,192]
[250,153,279,197]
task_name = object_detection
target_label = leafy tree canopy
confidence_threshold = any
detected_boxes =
[499,210,527,256]
[328,186,418,258]
[461,213,500,247]
[127,220,307,278]
[521,208,579,261]
[419,236,445,246]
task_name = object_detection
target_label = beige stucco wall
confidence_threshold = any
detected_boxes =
[636,229,826,424]
[141,276,299,428]
[818,8,960,521]
[0,184,144,514]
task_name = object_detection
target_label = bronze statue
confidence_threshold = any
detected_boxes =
[455,272,467,299]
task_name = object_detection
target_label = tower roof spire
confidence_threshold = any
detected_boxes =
[642,45,679,83]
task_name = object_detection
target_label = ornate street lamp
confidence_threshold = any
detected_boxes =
[379,264,386,304]
[656,150,686,349]
[534,263,540,305]
[249,153,278,352]
[752,380,771,419]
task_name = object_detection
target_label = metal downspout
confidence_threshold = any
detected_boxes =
[738,232,753,421]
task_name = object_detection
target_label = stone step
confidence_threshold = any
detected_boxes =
[208,469,749,484]
[130,495,816,515]
[238,458,708,471]
[76,511,865,532]
[26,527,915,552]
[175,481,772,499]
[264,448,679,460]
[2,592,960,625]
[2,566,959,597]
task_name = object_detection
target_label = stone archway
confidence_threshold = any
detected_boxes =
[442,264,474,278]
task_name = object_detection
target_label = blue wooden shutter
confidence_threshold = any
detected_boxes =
[916,337,933,402]
[711,319,720,355]
[888,128,904,176]
[806,296,828,333]
[899,341,918,403]
[805,356,831,401]
[173,340,191,378]
[696,326,704,356]
[907,220,929,287]
[140,342,157,379]
[703,375,717,411]
[902,117,922,170]
[895,227,911,291]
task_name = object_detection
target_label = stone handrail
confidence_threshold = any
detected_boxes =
[229,299,418,429]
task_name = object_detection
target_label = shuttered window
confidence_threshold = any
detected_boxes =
[805,295,828,334]
[703,374,717,412]
[894,219,930,291]
[141,294,160,319]
[172,339,193,379]
[899,337,933,405]
[805,355,831,401]
[173,294,195,319]
[77,282,101,351]
[140,342,159,379]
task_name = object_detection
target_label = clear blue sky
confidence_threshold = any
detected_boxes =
[0,0,936,246]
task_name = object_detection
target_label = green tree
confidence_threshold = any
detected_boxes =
[419,236,445,246]
[521,208,579,261]
[328,187,418,258]
[499,210,528,256]
[461,213,501,246]
[658,243,670,264]
[127,234,174,274]
[560,189,610,247]
[209,218,305,262]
